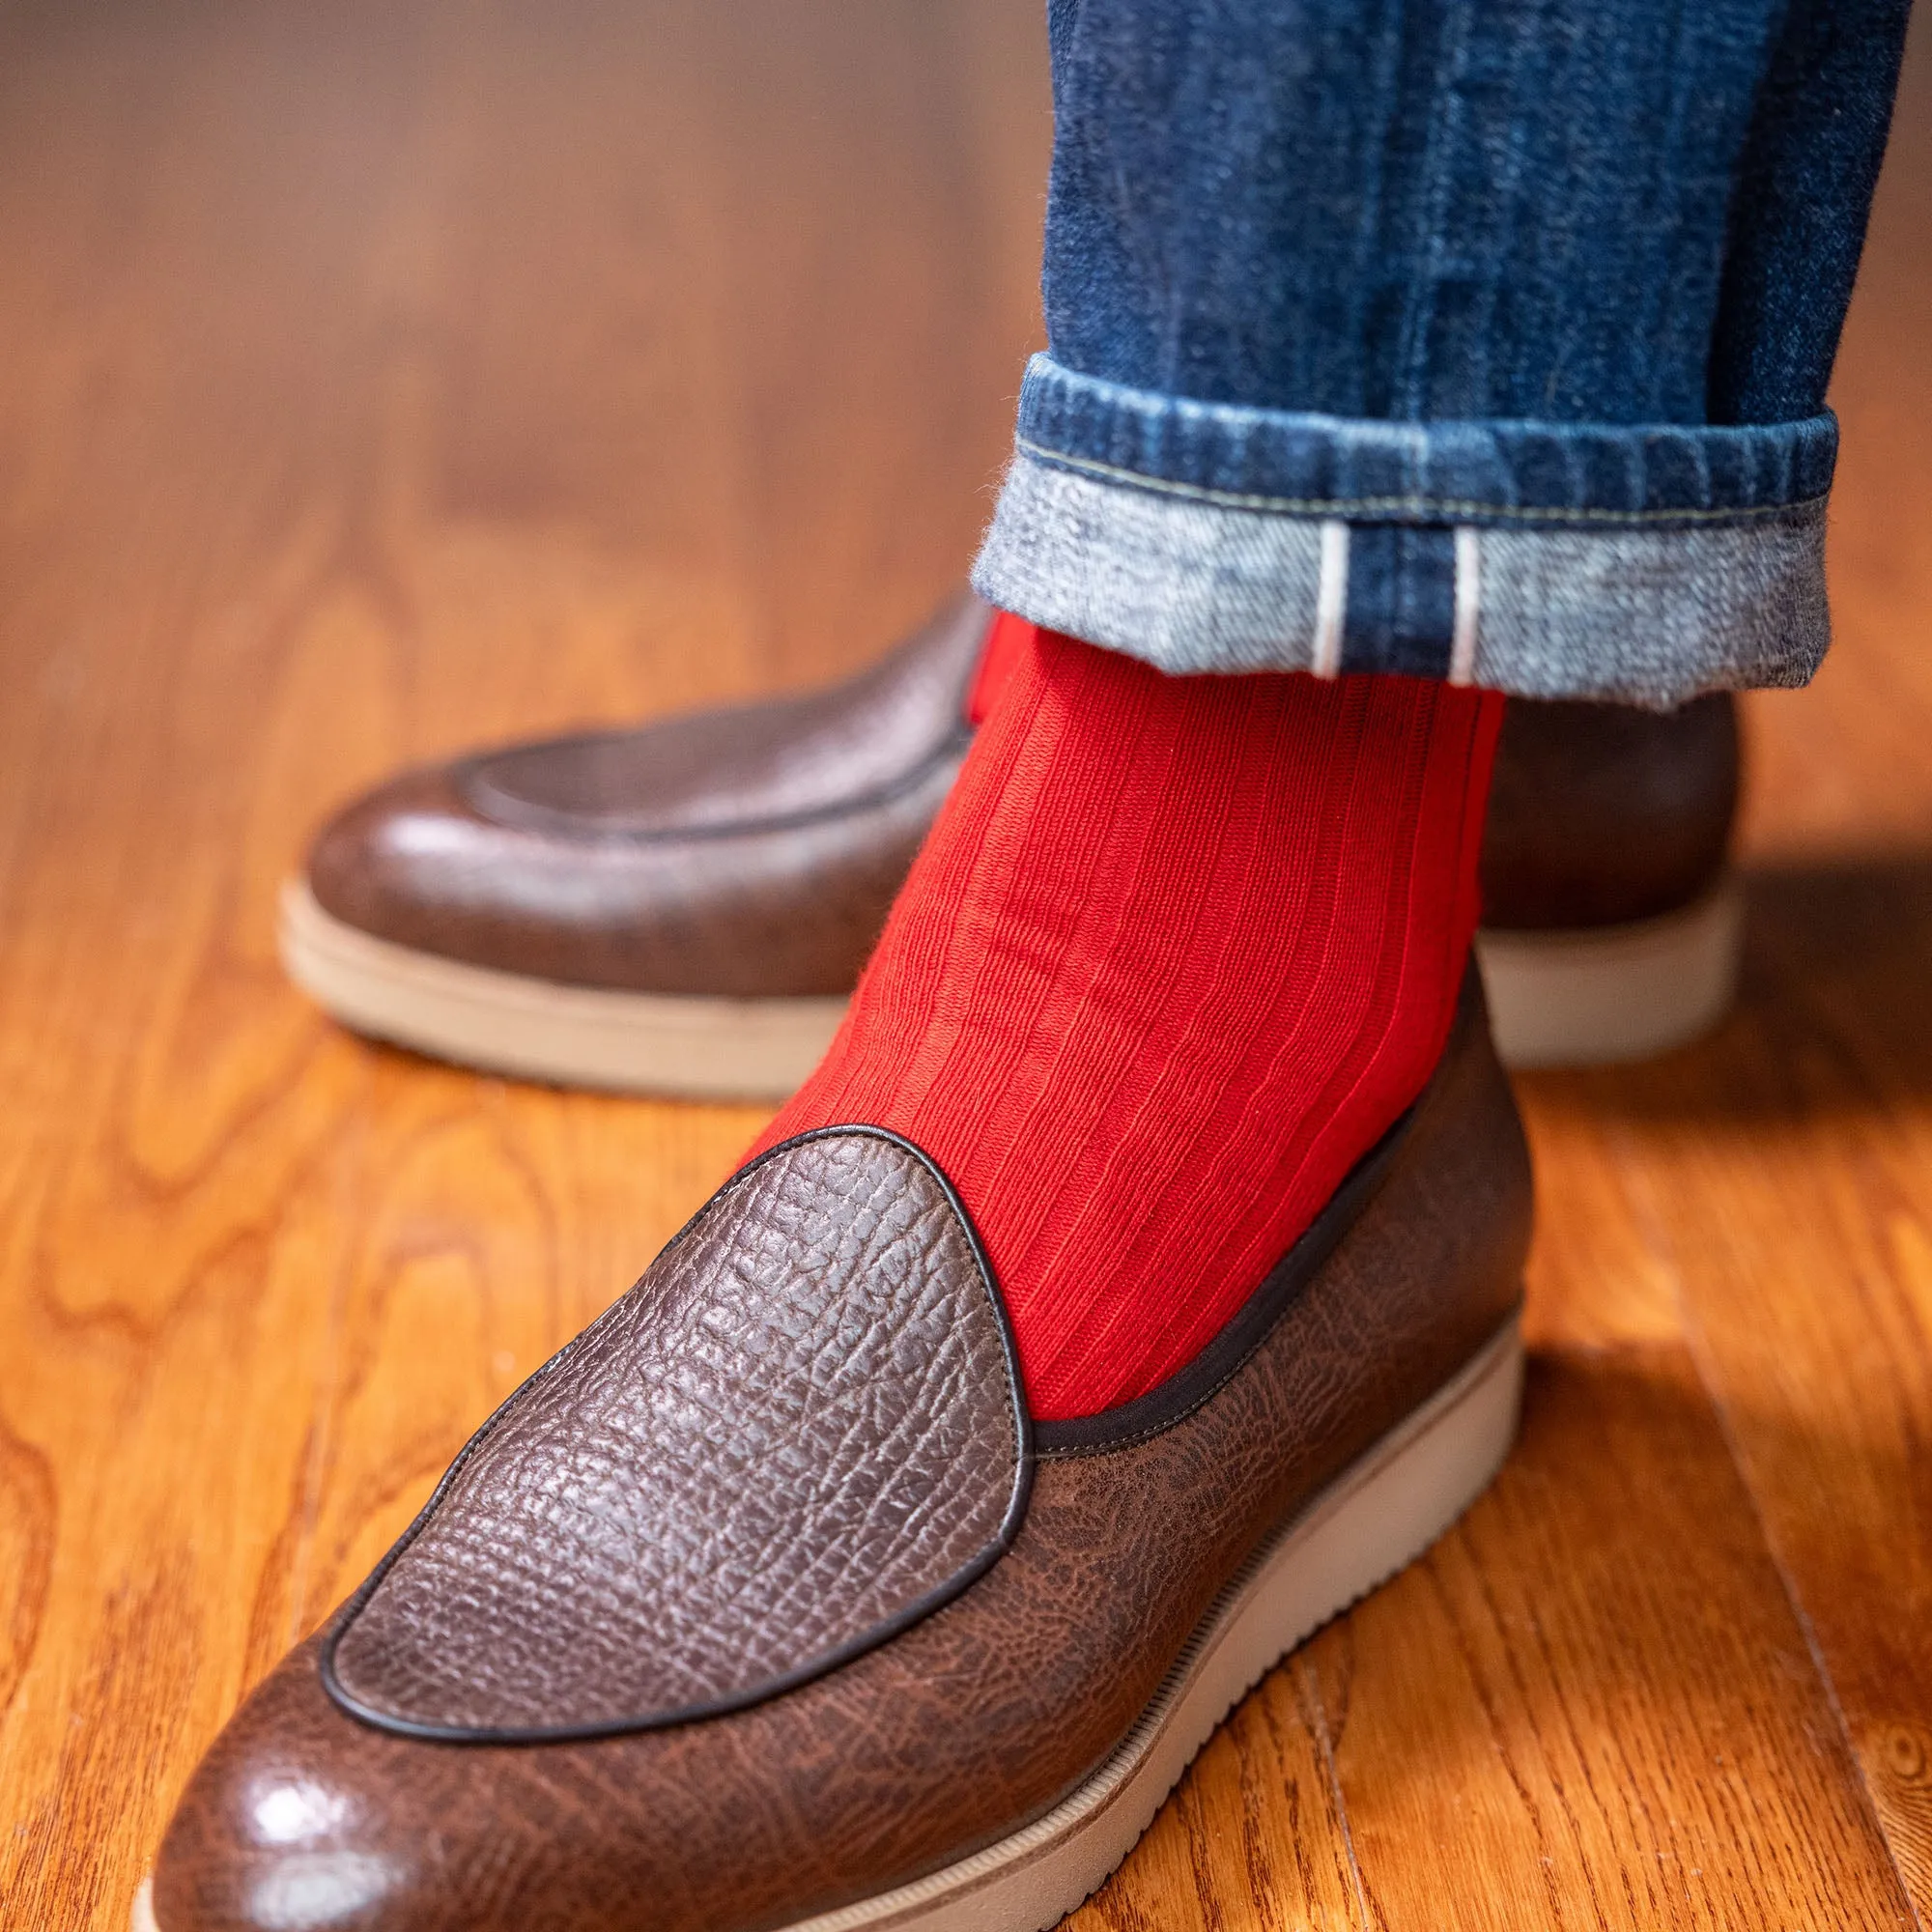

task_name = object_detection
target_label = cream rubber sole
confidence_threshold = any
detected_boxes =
[1473,873,1742,1069]
[285,871,1740,1097]
[134,1317,1520,1932]
[279,879,848,1103]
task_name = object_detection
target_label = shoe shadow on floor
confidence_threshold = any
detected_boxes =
[1512,849,1932,1122]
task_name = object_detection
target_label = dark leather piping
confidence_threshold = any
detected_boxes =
[319,1123,1033,1747]
[1031,960,1489,1458]
[1031,1098,1420,1458]
[1036,965,1490,1457]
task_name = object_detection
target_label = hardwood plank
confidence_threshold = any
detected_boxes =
[1493,14,1932,1918]
[0,8,1038,1926]
[1,3,1927,1929]
[1326,1349,1911,1930]
[1078,1175,1923,1931]
[1076,1655,1371,1932]
[1512,857,1932,1924]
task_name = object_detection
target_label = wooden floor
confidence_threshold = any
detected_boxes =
[2,5,1929,1926]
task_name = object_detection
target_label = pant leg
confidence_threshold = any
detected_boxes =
[973,0,1912,706]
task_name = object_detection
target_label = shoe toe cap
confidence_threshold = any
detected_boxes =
[150,1640,451,1932]
[297,746,948,996]
[299,766,670,986]
[303,767,511,953]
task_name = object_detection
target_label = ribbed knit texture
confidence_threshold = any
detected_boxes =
[753,626,1502,1420]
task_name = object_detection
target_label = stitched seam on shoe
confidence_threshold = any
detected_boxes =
[458,724,975,846]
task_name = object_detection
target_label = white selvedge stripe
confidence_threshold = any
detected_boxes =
[972,448,1831,706]
[1450,526,1481,685]
[1313,520,1349,677]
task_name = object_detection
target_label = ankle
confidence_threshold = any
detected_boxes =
[756,628,1503,1417]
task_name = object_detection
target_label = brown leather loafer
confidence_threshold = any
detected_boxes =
[142,975,1531,1932]
[282,595,987,1099]
[1478,690,1741,1067]
[281,591,1739,1095]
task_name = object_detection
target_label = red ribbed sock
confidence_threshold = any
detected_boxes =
[753,625,1503,1420]
[963,608,1037,724]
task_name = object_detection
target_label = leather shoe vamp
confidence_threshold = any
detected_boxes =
[301,595,990,996]
[325,1127,1029,1740]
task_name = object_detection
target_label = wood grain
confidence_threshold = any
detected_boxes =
[0,4,1928,1928]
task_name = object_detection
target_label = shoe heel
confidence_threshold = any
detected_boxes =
[1476,875,1742,1067]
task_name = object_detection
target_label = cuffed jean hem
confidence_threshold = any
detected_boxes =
[971,354,1834,708]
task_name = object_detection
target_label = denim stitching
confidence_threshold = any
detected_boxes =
[1012,439,1830,526]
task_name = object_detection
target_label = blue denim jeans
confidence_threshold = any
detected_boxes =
[973,0,1912,705]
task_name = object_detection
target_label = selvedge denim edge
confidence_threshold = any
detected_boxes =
[973,353,1833,709]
